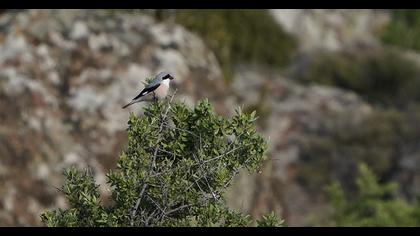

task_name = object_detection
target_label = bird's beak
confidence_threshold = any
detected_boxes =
[169,75,174,80]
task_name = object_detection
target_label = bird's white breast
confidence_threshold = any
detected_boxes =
[154,80,170,99]
[161,79,170,86]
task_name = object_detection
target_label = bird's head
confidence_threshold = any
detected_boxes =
[162,73,174,81]
[156,71,174,81]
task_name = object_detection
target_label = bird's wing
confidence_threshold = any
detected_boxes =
[132,83,161,100]
[145,77,162,88]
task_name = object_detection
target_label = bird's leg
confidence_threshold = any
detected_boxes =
[152,92,158,102]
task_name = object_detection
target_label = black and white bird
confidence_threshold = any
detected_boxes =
[122,71,174,109]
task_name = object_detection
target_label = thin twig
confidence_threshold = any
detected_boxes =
[166,204,193,215]
[185,161,221,191]
[224,169,240,188]
[144,209,158,227]
[130,183,148,225]
[155,147,176,156]
[193,175,205,192]
[227,130,246,149]
[199,145,243,165]
[192,142,252,168]
[223,156,253,189]
[146,194,166,215]
[131,90,177,226]
[150,90,177,169]
[192,153,218,201]
[150,123,201,139]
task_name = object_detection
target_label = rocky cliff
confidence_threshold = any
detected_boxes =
[0,9,223,225]
[270,9,390,52]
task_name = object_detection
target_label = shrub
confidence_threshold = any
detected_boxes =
[40,96,281,226]
[293,49,420,108]
[175,10,297,80]
[381,10,420,52]
[297,109,403,194]
[295,104,420,209]
[325,163,420,226]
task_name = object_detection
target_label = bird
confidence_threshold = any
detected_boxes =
[122,71,174,109]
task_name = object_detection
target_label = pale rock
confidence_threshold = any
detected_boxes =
[270,9,390,52]
[0,9,221,226]
[36,163,50,180]
[154,48,190,82]
[88,33,112,51]
[3,187,16,211]
[64,152,82,165]
[70,21,89,40]
[0,35,28,64]
[48,31,77,50]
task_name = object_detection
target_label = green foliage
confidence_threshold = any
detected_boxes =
[297,107,420,196]
[293,49,420,108]
[298,109,399,194]
[175,10,297,80]
[41,98,282,226]
[382,10,420,51]
[257,212,284,227]
[40,168,111,227]
[325,163,420,226]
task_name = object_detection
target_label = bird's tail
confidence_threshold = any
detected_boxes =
[122,100,136,109]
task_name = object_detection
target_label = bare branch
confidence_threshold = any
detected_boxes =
[146,194,166,215]
[166,204,193,215]
[144,208,159,227]
[131,90,178,226]
[192,153,219,201]
[150,89,177,169]
[192,142,252,168]
[130,183,148,226]
[151,123,201,139]
[156,147,177,156]
[200,145,243,165]
[223,156,253,189]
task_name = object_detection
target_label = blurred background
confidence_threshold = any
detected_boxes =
[2,9,420,226]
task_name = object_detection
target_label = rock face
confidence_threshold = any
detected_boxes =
[225,67,373,226]
[0,9,222,226]
[270,9,390,52]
